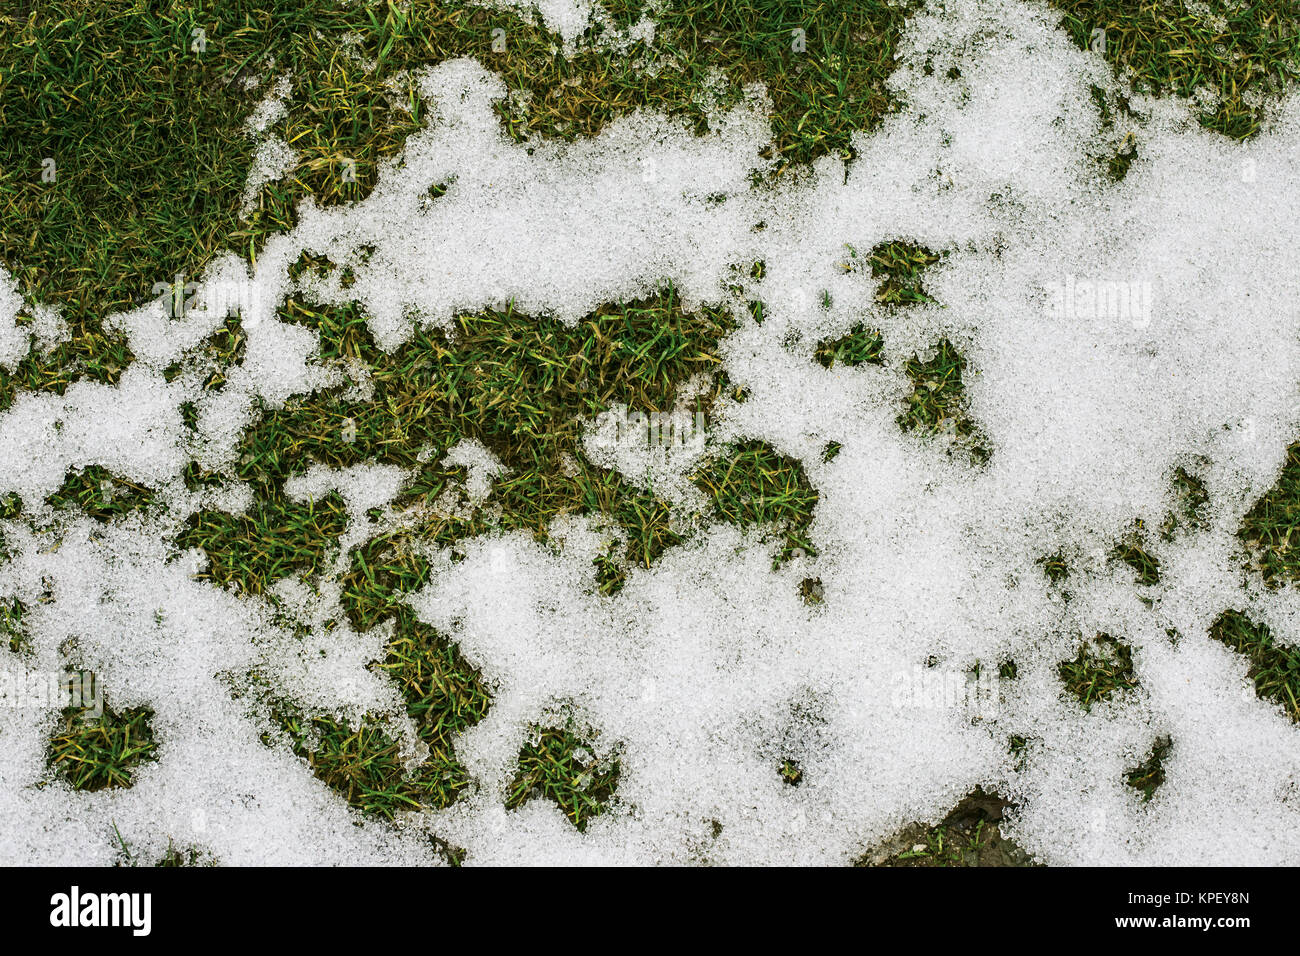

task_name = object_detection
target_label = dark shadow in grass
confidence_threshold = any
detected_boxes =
[1125,734,1172,802]
[857,787,1038,867]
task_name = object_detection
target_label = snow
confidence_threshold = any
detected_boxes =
[1,0,1299,865]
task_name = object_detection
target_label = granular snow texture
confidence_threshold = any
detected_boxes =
[2,0,1300,865]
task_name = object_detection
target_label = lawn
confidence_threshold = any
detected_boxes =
[1,0,1299,866]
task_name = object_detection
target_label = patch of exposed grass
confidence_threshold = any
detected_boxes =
[1112,518,1160,586]
[1051,0,1300,139]
[177,492,348,595]
[0,5,246,323]
[0,0,912,386]
[46,466,158,522]
[377,611,493,763]
[245,287,726,487]
[813,323,884,369]
[655,1,915,168]
[0,334,135,414]
[1125,734,1171,801]
[506,721,620,831]
[1008,734,1031,771]
[113,829,214,867]
[1058,633,1138,710]
[301,289,728,608]
[778,758,803,785]
[858,788,1036,867]
[863,240,941,305]
[274,607,490,817]
[1240,440,1300,586]
[276,707,463,817]
[592,489,686,595]
[1209,610,1300,723]
[1089,83,1141,182]
[1107,131,1138,181]
[155,841,212,867]
[897,338,990,462]
[690,439,819,563]
[798,576,824,606]
[2,596,27,654]
[1038,550,1071,584]
[48,704,158,791]
[341,530,448,632]
[1161,465,1209,539]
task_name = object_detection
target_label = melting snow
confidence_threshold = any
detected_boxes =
[2,0,1300,865]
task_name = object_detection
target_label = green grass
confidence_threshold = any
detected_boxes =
[342,531,455,632]
[506,722,620,831]
[594,489,685,594]
[1107,132,1139,182]
[1050,0,1300,140]
[814,241,939,370]
[48,704,158,791]
[1105,469,1210,586]
[272,611,490,816]
[862,240,941,306]
[689,440,819,564]
[154,841,212,866]
[113,828,214,866]
[860,788,1036,867]
[1161,465,1209,539]
[46,465,158,522]
[1240,441,1300,586]
[1088,83,1140,182]
[1038,550,1071,584]
[798,576,824,606]
[1209,610,1300,723]
[814,323,884,369]
[178,492,349,595]
[276,709,468,817]
[897,338,990,462]
[1112,519,1161,586]
[241,287,733,486]
[1058,633,1138,710]
[0,334,135,414]
[1124,734,1171,801]
[242,287,727,494]
[884,817,997,866]
[251,287,733,604]
[1,596,27,654]
[1008,734,1031,772]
